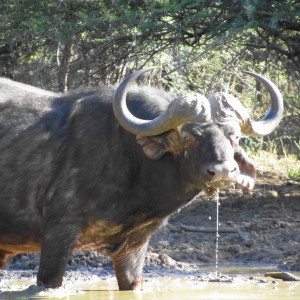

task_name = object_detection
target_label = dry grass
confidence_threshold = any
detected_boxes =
[250,151,300,181]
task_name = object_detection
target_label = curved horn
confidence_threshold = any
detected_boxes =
[241,71,284,136]
[113,68,211,136]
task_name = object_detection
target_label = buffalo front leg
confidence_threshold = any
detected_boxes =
[111,240,149,291]
[37,224,78,288]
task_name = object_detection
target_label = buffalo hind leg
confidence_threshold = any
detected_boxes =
[112,240,149,291]
[0,250,11,268]
[37,224,78,288]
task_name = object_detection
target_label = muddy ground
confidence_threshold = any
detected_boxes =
[149,172,300,272]
[3,168,299,280]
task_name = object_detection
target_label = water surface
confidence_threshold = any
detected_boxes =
[1,265,299,300]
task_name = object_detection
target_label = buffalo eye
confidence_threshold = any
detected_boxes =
[182,134,191,143]
[221,122,242,148]
[181,131,197,151]
[229,133,240,148]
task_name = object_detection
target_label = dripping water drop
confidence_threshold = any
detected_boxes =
[214,191,220,279]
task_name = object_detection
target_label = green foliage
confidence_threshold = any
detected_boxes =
[0,0,299,155]
[287,168,300,181]
[241,135,300,158]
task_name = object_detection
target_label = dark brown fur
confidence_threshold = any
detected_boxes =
[0,78,255,290]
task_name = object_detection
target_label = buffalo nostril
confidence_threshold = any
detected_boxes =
[205,162,238,181]
[207,169,215,176]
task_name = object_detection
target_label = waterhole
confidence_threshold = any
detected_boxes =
[1,266,300,300]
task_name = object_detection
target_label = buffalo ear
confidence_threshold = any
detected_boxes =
[136,135,167,160]
[136,130,183,160]
[234,147,256,190]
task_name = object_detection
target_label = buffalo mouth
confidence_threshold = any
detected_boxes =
[203,175,254,196]
[203,180,234,196]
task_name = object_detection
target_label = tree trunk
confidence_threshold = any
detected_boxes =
[57,41,73,93]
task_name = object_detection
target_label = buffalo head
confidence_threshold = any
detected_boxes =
[113,69,283,194]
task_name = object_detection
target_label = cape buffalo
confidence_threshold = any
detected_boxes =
[0,69,283,290]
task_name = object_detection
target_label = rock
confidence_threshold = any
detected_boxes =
[244,239,256,248]
[257,279,268,283]
[264,272,300,281]
[287,180,297,186]
[159,254,177,267]
[226,244,242,254]
[265,190,278,198]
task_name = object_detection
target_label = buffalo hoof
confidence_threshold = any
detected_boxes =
[37,278,63,288]
[119,278,143,291]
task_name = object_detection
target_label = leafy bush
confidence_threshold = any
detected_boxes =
[287,168,300,181]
